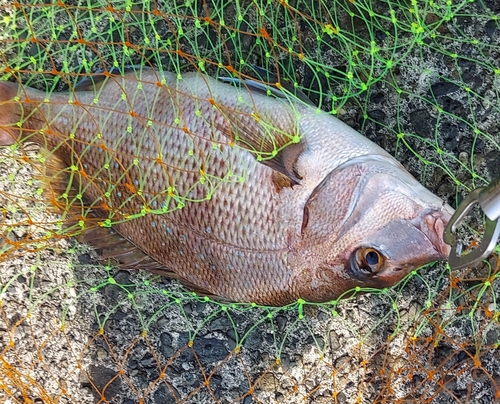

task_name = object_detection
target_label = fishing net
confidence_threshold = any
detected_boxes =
[1,0,500,402]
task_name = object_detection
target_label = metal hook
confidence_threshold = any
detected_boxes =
[444,179,500,270]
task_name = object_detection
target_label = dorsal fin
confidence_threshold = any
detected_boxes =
[218,65,315,107]
[73,65,152,91]
[73,67,120,91]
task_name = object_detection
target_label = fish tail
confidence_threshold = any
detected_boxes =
[0,81,23,146]
[0,81,81,229]
[0,82,66,210]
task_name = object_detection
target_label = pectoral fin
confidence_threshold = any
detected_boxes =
[262,142,304,184]
[218,65,316,107]
[215,104,304,184]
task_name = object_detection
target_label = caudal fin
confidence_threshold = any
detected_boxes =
[0,81,22,146]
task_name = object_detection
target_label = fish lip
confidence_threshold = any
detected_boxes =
[411,204,453,260]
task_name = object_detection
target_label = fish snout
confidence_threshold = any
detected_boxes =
[414,204,454,260]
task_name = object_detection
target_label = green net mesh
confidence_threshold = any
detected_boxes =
[1,0,500,403]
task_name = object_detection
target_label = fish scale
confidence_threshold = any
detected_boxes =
[0,67,453,305]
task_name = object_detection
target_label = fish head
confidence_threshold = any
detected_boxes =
[297,155,453,302]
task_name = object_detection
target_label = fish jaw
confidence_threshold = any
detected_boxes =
[410,205,453,260]
[290,155,454,302]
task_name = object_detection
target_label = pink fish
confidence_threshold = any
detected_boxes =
[0,67,452,305]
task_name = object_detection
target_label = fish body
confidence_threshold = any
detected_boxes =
[0,68,452,305]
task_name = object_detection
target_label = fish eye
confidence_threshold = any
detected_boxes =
[351,248,385,276]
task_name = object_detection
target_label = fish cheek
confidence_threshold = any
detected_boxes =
[293,168,364,301]
[295,261,360,302]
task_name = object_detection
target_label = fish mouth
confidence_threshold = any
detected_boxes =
[412,203,454,260]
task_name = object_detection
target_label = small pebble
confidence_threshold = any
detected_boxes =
[458,151,468,164]
[97,348,108,360]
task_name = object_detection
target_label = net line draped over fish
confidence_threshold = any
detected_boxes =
[0,0,500,403]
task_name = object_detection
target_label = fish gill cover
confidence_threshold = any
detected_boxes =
[0,0,499,403]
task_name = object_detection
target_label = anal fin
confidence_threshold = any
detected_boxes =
[79,226,169,271]
[79,226,216,298]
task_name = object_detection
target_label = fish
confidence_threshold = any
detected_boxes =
[0,66,453,306]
